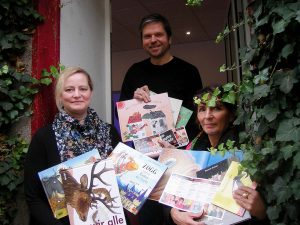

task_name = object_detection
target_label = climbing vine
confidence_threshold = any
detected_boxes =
[0,1,59,224]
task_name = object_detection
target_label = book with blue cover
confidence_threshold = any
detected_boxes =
[108,142,168,215]
[38,149,101,219]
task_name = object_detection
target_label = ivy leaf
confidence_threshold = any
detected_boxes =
[265,161,279,171]
[207,95,217,107]
[261,104,279,122]
[276,119,300,142]
[8,110,18,119]
[281,145,295,160]
[40,77,52,85]
[279,71,298,94]
[0,102,14,111]
[272,19,286,35]
[273,177,292,204]
[253,84,270,101]
[267,205,281,220]
[222,90,236,104]
[281,43,295,59]
[293,151,300,169]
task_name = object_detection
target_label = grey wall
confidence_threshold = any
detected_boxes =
[60,0,112,122]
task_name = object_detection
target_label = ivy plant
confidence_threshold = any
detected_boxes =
[187,0,300,224]
[0,1,59,224]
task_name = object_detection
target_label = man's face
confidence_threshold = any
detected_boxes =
[142,22,171,59]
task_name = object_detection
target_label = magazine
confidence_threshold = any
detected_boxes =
[38,149,101,219]
[60,159,126,225]
[148,148,243,201]
[108,142,168,215]
[116,92,174,142]
[159,173,220,213]
[212,161,256,216]
[133,126,189,158]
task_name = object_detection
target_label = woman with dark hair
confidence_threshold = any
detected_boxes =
[161,85,268,225]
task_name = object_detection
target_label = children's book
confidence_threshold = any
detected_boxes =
[38,149,101,219]
[116,92,174,142]
[150,91,182,125]
[175,106,193,128]
[196,159,252,225]
[148,148,243,201]
[60,159,127,225]
[212,161,256,217]
[133,127,189,158]
[108,142,168,215]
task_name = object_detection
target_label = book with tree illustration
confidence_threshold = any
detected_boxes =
[60,159,127,225]
[133,126,189,158]
[148,148,243,201]
[38,149,101,219]
[108,142,168,215]
[116,92,174,142]
[212,161,256,216]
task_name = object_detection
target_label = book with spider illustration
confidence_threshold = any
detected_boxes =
[60,159,126,225]
[108,142,168,215]
[116,92,174,142]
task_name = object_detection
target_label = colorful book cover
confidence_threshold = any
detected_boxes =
[116,92,174,142]
[38,149,101,219]
[108,142,168,215]
[149,149,243,201]
[60,159,126,225]
[212,161,256,216]
[133,127,189,158]
[197,159,251,225]
[175,106,193,128]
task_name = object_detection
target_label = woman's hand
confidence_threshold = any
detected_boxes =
[170,208,206,225]
[133,85,151,102]
[233,183,266,220]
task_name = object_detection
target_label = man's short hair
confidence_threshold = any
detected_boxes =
[139,13,172,39]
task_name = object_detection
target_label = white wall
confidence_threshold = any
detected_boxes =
[112,40,227,91]
[60,0,112,122]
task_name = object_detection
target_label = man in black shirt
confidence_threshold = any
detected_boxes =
[119,13,203,225]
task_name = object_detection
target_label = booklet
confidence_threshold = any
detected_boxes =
[148,148,243,201]
[133,127,189,158]
[116,92,174,142]
[108,142,168,215]
[212,161,256,216]
[38,149,101,219]
[60,159,126,225]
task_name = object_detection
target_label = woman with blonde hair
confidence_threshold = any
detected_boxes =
[24,67,121,225]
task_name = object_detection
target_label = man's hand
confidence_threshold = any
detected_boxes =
[170,208,206,225]
[133,85,151,102]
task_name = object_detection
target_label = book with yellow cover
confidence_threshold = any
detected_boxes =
[212,161,256,216]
